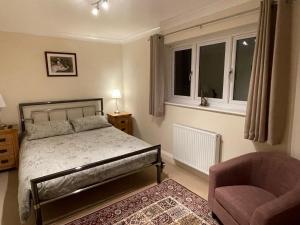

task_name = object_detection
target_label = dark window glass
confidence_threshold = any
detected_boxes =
[233,37,256,101]
[174,49,192,96]
[198,42,225,99]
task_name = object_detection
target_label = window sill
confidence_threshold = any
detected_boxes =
[165,101,246,117]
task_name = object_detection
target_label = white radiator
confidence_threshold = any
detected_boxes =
[173,124,221,175]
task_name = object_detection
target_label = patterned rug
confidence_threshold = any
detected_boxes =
[66,179,219,225]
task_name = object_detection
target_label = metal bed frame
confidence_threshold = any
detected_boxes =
[19,98,164,225]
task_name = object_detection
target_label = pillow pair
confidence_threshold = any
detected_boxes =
[26,115,111,140]
[70,115,111,132]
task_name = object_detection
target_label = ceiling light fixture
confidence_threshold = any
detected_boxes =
[91,0,109,15]
[101,0,109,10]
[92,6,99,16]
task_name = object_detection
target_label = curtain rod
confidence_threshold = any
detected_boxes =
[148,0,295,40]
[161,7,259,38]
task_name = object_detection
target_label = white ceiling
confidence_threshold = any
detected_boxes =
[0,0,225,42]
[0,0,244,43]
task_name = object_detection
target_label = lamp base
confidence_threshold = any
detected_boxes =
[114,110,120,114]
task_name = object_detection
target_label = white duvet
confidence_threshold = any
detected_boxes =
[18,127,156,223]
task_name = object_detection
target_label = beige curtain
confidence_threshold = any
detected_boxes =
[245,0,292,144]
[149,34,165,117]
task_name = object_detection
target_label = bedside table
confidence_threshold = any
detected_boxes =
[0,125,19,171]
[107,112,133,135]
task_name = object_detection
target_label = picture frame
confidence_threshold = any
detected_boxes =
[45,51,78,77]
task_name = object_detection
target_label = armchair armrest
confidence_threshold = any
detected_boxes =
[251,188,300,225]
[208,153,253,209]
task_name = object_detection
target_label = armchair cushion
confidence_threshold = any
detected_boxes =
[215,185,276,225]
[251,188,300,225]
[208,154,253,209]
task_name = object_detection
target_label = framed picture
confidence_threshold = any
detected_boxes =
[45,52,78,77]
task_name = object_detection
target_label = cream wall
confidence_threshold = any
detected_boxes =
[122,0,300,161]
[0,1,298,162]
[0,31,123,124]
[122,37,287,162]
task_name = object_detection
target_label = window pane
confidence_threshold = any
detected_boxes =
[174,49,192,96]
[233,37,255,101]
[198,42,225,99]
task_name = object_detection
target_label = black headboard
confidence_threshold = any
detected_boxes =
[19,98,104,133]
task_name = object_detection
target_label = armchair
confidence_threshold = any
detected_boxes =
[208,152,300,225]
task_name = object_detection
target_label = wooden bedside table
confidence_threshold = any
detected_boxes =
[0,125,19,171]
[107,112,133,135]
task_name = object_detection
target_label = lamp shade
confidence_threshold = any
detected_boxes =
[112,89,121,99]
[0,94,6,108]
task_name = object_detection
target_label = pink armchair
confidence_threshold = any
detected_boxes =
[208,152,300,225]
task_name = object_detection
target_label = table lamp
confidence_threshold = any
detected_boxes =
[112,89,121,114]
[0,94,6,128]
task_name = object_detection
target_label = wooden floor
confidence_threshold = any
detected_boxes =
[0,158,209,225]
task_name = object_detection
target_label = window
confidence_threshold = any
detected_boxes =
[232,37,256,101]
[173,48,192,97]
[198,42,226,99]
[169,32,256,112]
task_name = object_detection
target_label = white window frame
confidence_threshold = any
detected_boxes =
[168,29,256,113]
[170,44,196,102]
[194,37,231,107]
[229,33,256,107]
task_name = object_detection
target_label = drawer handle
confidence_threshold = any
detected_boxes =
[0,149,7,154]
[121,121,125,124]
[1,159,8,164]
[0,138,6,143]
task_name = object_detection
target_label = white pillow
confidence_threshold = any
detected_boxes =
[26,120,74,140]
[70,115,111,132]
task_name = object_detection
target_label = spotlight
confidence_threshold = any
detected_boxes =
[101,0,109,10]
[91,0,109,15]
[92,6,99,16]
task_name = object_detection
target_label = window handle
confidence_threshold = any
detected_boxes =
[189,71,192,82]
[229,69,233,79]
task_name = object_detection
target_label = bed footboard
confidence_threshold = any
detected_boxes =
[30,145,163,225]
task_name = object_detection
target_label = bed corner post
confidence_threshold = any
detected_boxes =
[31,180,43,225]
[156,145,164,184]
[19,103,25,134]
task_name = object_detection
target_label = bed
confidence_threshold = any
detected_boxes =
[18,98,163,225]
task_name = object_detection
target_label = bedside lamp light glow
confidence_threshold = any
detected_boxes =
[112,89,121,114]
[0,94,6,128]
[112,89,121,99]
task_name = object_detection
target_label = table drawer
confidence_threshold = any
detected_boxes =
[117,118,129,127]
[0,134,12,146]
[0,156,15,170]
[0,145,13,158]
[107,113,132,135]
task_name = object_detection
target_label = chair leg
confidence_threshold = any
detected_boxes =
[211,212,217,219]
[211,212,224,225]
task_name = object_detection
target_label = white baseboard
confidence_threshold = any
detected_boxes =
[161,150,209,179]
[161,150,175,165]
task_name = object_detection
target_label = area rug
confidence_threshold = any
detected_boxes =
[66,179,219,225]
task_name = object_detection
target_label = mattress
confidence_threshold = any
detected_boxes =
[18,126,157,223]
